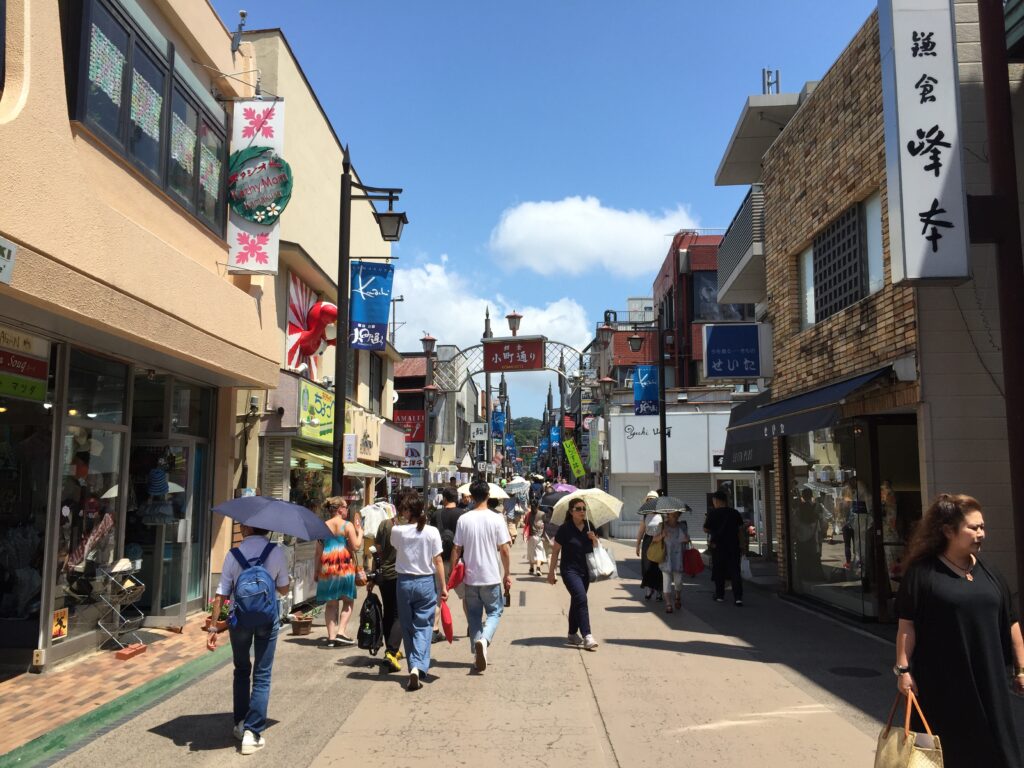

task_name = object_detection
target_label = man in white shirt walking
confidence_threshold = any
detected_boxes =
[451,479,511,672]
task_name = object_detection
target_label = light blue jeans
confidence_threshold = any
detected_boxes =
[464,583,504,646]
[397,574,437,674]
[229,621,279,735]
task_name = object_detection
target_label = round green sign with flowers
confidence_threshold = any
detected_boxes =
[227,145,294,224]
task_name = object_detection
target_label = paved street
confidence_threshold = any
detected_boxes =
[36,540,963,768]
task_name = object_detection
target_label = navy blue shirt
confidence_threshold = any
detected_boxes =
[555,521,594,574]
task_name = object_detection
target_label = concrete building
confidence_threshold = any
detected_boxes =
[716,5,1021,620]
[0,0,275,668]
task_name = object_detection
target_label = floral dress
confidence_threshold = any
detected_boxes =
[316,532,356,601]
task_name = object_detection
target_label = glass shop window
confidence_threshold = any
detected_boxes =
[67,349,127,424]
[84,1,129,143]
[127,41,165,179]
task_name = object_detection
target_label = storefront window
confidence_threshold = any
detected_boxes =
[168,90,198,208]
[67,349,127,424]
[127,42,164,178]
[171,380,212,437]
[84,2,129,143]
[0,349,57,649]
[52,427,123,641]
[131,372,167,434]
[786,422,875,617]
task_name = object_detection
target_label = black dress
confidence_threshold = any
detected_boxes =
[895,556,1022,768]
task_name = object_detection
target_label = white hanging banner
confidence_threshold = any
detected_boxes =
[880,0,970,283]
[226,100,287,275]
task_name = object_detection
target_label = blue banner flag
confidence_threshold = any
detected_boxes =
[550,426,561,448]
[539,436,549,454]
[633,365,659,415]
[349,261,394,350]
[504,433,515,450]
[491,410,505,439]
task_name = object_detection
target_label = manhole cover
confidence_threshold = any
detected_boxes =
[829,666,882,678]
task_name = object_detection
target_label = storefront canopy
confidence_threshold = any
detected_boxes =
[381,464,411,477]
[344,461,386,478]
[722,367,892,470]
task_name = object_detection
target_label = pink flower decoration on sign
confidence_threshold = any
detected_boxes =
[241,106,276,139]
[235,231,270,265]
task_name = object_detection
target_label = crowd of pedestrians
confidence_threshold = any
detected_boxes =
[206,480,1024,767]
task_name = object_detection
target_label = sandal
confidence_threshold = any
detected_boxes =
[674,598,681,609]
[665,605,673,614]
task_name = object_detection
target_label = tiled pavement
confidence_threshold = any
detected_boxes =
[0,614,212,758]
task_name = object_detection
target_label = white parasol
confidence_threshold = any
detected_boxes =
[551,488,623,528]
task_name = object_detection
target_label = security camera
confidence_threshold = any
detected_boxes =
[239,9,247,20]
[276,406,285,417]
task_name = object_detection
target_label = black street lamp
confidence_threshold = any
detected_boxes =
[627,321,670,496]
[331,148,406,497]
[506,311,523,336]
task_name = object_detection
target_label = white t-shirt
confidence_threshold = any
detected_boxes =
[646,513,664,537]
[216,535,290,597]
[454,508,511,586]
[391,523,442,576]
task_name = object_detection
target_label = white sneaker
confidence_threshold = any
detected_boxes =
[241,730,265,755]
[474,638,488,672]
[583,634,599,651]
[566,633,583,647]
[233,720,245,741]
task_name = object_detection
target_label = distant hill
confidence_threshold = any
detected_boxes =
[512,416,542,448]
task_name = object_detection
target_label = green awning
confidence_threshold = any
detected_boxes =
[381,465,411,477]
[344,461,386,478]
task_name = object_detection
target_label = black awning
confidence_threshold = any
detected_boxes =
[721,368,892,469]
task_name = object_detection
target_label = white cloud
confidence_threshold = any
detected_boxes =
[391,259,591,416]
[489,195,699,277]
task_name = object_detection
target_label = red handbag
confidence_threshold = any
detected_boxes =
[447,561,465,590]
[439,601,454,644]
[683,547,705,577]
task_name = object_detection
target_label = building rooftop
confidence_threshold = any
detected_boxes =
[715,91,813,186]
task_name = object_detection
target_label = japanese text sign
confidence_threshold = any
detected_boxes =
[470,422,487,442]
[880,0,969,283]
[0,324,49,403]
[633,365,659,415]
[539,436,550,454]
[298,379,335,444]
[227,100,287,275]
[349,261,394,351]
[563,438,586,480]
[702,324,772,380]
[401,442,424,468]
[482,337,544,373]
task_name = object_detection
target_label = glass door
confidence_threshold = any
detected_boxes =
[124,440,192,626]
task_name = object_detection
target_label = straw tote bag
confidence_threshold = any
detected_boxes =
[874,691,943,768]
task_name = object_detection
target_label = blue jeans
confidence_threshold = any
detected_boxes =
[396,574,437,674]
[464,583,503,646]
[561,568,591,636]
[229,621,279,735]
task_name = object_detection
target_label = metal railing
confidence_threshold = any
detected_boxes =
[717,184,764,295]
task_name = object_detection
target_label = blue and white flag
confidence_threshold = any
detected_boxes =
[550,426,561,448]
[349,261,394,350]
[633,365,659,415]
[491,410,505,440]
[504,433,515,451]
[539,436,549,454]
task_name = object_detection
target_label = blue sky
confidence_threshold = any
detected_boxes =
[213,0,877,416]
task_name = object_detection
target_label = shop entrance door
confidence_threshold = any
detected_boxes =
[124,439,207,627]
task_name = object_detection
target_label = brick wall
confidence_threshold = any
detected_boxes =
[762,12,917,401]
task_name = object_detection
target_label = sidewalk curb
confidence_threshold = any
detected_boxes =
[0,646,231,768]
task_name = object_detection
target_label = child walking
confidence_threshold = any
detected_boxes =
[527,509,547,575]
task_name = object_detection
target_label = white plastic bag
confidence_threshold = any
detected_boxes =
[587,543,618,581]
[740,556,753,580]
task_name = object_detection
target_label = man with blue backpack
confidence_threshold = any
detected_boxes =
[206,525,290,755]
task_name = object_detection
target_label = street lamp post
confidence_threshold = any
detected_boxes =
[627,320,669,496]
[421,333,437,504]
[332,148,407,497]
[596,376,615,490]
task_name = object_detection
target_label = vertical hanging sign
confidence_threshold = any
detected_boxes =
[349,261,394,350]
[226,100,288,275]
[491,410,505,440]
[879,0,969,283]
[549,426,561,449]
[633,364,659,415]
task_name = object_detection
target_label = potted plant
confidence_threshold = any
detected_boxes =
[288,603,323,636]
[203,599,231,632]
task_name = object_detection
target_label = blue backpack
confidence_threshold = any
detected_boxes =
[229,542,279,628]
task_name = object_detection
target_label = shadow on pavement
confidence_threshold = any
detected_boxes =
[602,637,759,661]
[509,636,578,649]
[148,714,278,751]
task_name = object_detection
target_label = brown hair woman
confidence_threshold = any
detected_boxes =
[894,494,1024,767]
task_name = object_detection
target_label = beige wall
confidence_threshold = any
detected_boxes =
[0,1,278,387]
[916,0,1019,582]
